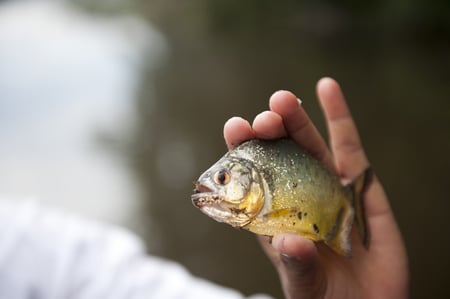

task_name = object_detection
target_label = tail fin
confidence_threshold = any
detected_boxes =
[349,167,373,249]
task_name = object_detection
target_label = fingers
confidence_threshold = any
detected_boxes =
[223,112,286,150]
[226,81,367,177]
[224,90,335,175]
[269,90,335,171]
[223,117,255,150]
[271,235,319,270]
[260,234,325,299]
[252,111,287,139]
[316,78,369,180]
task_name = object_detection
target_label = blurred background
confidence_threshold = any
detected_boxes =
[0,0,449,298]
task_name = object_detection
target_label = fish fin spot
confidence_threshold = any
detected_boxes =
[313,224,319,234]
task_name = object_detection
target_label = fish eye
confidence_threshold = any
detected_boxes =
[213,169,230,185]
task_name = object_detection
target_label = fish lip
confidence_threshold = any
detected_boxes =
[193,183,214,194]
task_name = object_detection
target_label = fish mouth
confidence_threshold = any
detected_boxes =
[191,183,252,228]
[191,183,220,207]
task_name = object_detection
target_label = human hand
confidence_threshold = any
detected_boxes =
[223,78,409,299]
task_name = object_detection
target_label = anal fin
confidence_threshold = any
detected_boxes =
[324,206,354,257]
[350,167,373,249]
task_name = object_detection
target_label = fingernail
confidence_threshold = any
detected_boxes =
[297,98,303,106]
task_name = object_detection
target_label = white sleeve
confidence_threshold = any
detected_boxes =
[0,199,273,299]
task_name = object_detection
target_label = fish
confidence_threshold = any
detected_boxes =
[191,138,372,257]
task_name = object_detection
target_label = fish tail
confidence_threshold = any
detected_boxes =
[350,167,373,249]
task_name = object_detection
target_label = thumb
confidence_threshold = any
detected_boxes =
[267,234,326,299]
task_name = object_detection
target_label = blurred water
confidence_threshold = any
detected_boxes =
[0,1,165,225]
[1,1,450,298]
[131,2,450,298]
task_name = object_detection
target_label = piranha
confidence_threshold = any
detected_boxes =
[191,138,372,257]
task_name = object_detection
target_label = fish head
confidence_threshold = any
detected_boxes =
[191,156,264,228]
